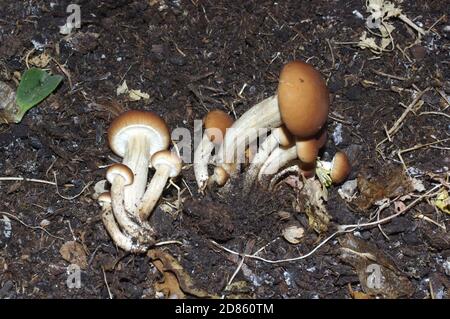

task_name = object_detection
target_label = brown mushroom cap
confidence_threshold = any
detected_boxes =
[98,192,112,205]
[106,163,134,185]
[330,151,351,184]
[203,110,234,145]
[277,61,329,139]
[212,166,229,186]
[108,110,170,157]
[151,150,182,178]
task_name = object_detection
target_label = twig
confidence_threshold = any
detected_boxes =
[326,39,335,70]
[338,184,441,231]
[419,111,450,120]
[372,69,407,81]
[154,240,183,247]
[397,138,450,172]
[414,214,446,231]
[211,184,441,264]
[0,176,56,186]
[53,172,92,200]
[0,211,65,241]
[386,87,429,137]
[101,266,113,299]
[210,230,343,264]
[377,87,430,149]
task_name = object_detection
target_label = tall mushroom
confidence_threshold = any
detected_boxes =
[193,109,233,191]
[138,150,182,221]
[215,60,329,182]
[108,110,170,212]
[277,61,329,169]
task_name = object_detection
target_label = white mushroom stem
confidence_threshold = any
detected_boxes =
[193,134,215,192]
[100,202,149,253]
[122,135,151,213]
[138,166,171,221]
[216,95,282,174]
[258,144,297,180]
[110,176,150,238]
[244,127,285,189]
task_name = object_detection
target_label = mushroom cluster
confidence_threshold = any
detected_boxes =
[194,60,351,191]
[98,110,182,252]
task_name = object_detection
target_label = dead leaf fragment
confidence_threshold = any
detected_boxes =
[128,89,150,101]
[60,241,88,269]
[339,234,414,298]
[295,179,331,233]
[354,167,414,210]
[148,249,218,299]
[434,189,450,215]
[282,225,305,244]
[29,52,51,68]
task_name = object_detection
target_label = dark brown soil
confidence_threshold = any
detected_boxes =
[0,0,449,299]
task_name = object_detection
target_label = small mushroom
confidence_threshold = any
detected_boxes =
[108,110,170,212]
[138,150,182,220]
[98,192,149,253]
[106,163,154,241]
[316,151,351,187]
[209,166,230,187]
[193,110,233,191]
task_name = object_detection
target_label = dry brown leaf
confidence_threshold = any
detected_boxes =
[59,241,87,269]
[148,249,218,299]
[348,283,372,299]
[296,179,331,233]
[339,234,414,298]
[354,167,414,211]
[29,52,51,68]
[282,225,305,244]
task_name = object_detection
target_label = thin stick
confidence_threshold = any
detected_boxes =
[338,184,441,231]
[0,211,65,240]
[154,240,183,247]
[397,138,450,172]
[419,111,450,119]
[0,177,56,186]
[372,69,407,81]
[212,184,441,264]
[53,172,92,200]
[211,230,343,264]
[377,87,430,149]
[101,266,113,299]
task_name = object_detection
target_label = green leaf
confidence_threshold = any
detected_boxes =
[15,68,63,122]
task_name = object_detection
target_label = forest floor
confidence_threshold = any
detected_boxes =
[0,0,449,298]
